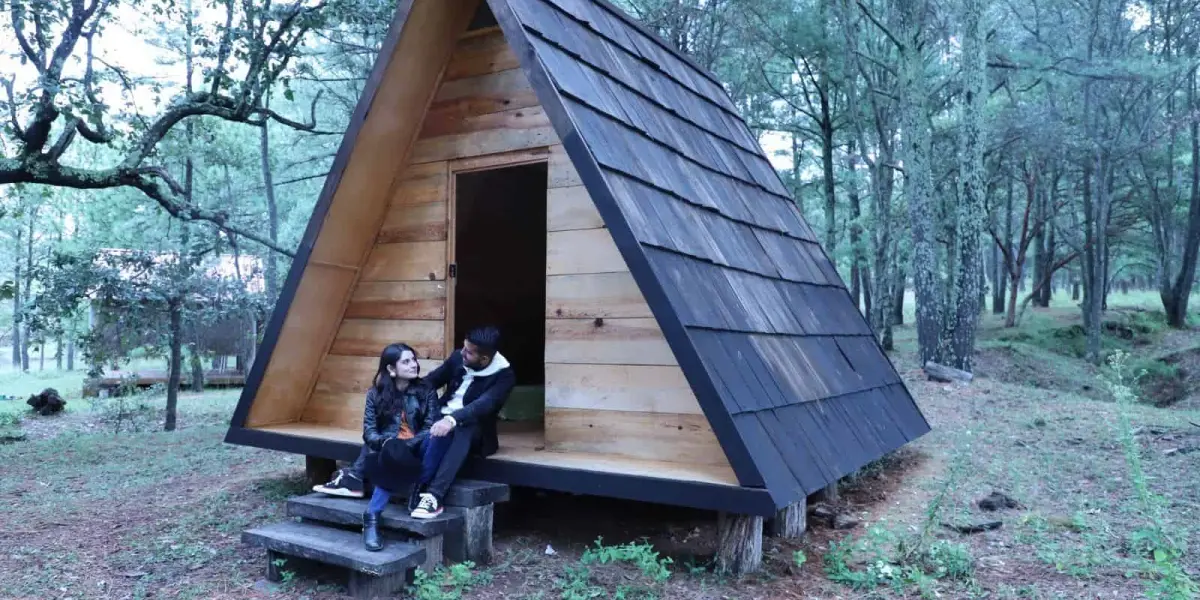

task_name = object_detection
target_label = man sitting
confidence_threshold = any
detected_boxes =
[368,326,515,521]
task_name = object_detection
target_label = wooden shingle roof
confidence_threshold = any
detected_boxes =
[490,0,930,506]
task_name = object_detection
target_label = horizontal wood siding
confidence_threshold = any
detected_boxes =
[292,27,734,480]
[544,408,728,467]
[541,143,730,471]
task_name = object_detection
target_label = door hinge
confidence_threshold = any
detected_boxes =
[449,263,457,278]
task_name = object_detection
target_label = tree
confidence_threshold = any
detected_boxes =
[0,0,334,256]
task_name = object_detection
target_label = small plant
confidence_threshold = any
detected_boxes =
[555,565,604,600]
[581,538,673,583]
[271,558,295,584]
[793,550,807,568]
[0,411,21,428]
[1104,351,1200,600]
[412,562,491,600]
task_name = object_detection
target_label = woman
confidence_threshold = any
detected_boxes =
[357,343,439,552]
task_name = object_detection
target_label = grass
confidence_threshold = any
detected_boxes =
[2,297,1200,599]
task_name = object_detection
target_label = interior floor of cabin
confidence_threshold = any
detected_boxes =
[252,418,740,487]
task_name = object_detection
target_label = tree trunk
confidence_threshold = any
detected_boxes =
[261,118,281,303]
[66,324,75,372]
[848,139,864,312]
[898,0,942,365]
[1032,183,1047,308]
[716,513,763,575]
[893,267,906,326]
[948,0,985,371]
[996,174,1013,314]
[21,210,33,372]
[190,342,204,393]
[1164,67,1200,327]
[11,227,20,368]
[821,79,837,257]
[166,299,182,431]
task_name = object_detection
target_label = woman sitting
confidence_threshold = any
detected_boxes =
[352,343,440,551]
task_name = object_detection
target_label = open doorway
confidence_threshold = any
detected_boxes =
[451,162,547,437]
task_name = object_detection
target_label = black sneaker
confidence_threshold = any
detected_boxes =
[406,485,423,512]
[411,492,443,519]
[312,469,365,498]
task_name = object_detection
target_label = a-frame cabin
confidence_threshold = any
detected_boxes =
[225,0,930,518]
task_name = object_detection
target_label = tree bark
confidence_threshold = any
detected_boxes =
[897,0,942,365]
[893,267,906,326]
[995,174,1013,314]
[948,0,986,371]
[716,513,763,574]
[21,209,34,372]
[166,298,182,432]
[11,227,20,368]
[847,139,864,312]
[261,118,281,302]
[1164,67,1200,327]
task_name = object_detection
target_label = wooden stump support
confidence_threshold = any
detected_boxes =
[447,505,494,565]
[766,499,807,539]
[716,512,763,575]
[816,481,840,504]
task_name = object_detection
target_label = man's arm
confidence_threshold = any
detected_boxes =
[449,368,516,428]
[423,351,459,391]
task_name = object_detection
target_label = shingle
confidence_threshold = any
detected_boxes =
[835,336,900,387]
[733,412,805,494]
[748,335,827,402]
[723,333,792,409]
[756,408,830,490]
[689,329,759,414]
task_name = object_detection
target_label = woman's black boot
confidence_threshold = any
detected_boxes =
[363,512,383,551]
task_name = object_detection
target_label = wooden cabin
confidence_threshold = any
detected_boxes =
[225,0,930,518]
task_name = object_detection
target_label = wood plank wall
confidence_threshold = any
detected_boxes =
[293,27,733,472]
[246,0,478,428]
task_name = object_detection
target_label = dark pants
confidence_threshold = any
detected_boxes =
[367,426,478,500]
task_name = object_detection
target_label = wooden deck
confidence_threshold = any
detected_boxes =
[83,370,246,396]
[253,422,740,487]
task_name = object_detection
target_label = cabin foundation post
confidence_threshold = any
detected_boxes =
[816,481,840,504]
[305,456,337,487]
[766,499,807,539]
[716,512,763,574]
[458,505,494,565]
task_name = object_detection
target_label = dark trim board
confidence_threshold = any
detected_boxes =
[226,1,418,434]
[226,427,777,516]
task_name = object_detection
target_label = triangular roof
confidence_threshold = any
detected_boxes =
[229,0,929,512]
[488,0,929,504]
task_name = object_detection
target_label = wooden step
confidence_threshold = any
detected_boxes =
[242,520,425,577]
[395,479,510,508]
[288,494,462,537]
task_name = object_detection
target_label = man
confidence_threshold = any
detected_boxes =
[372,325,515,519]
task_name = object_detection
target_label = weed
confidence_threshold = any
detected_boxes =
[1104,351,1200,599]
[792,550,807,568]
[412,561,491,600]
[581,538,672,582]
[555,565,605,600]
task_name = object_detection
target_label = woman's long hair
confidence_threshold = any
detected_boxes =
[373,343,420,417]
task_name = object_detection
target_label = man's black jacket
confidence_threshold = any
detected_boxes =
[424,349,515,457]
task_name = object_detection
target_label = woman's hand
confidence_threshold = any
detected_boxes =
[430,417,455,437]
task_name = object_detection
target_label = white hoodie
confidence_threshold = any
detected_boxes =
[441,351,510,417]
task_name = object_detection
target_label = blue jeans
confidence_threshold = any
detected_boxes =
[366,432,456,512]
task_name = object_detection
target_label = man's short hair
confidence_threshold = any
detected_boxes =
[467,326,501,357]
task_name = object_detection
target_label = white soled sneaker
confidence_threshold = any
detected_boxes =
[410,492,443,519]
[312,469,365,498]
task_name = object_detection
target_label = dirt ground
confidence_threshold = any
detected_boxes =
[2,309,1199,599]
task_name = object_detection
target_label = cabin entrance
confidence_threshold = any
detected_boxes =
[450,162,547,433]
